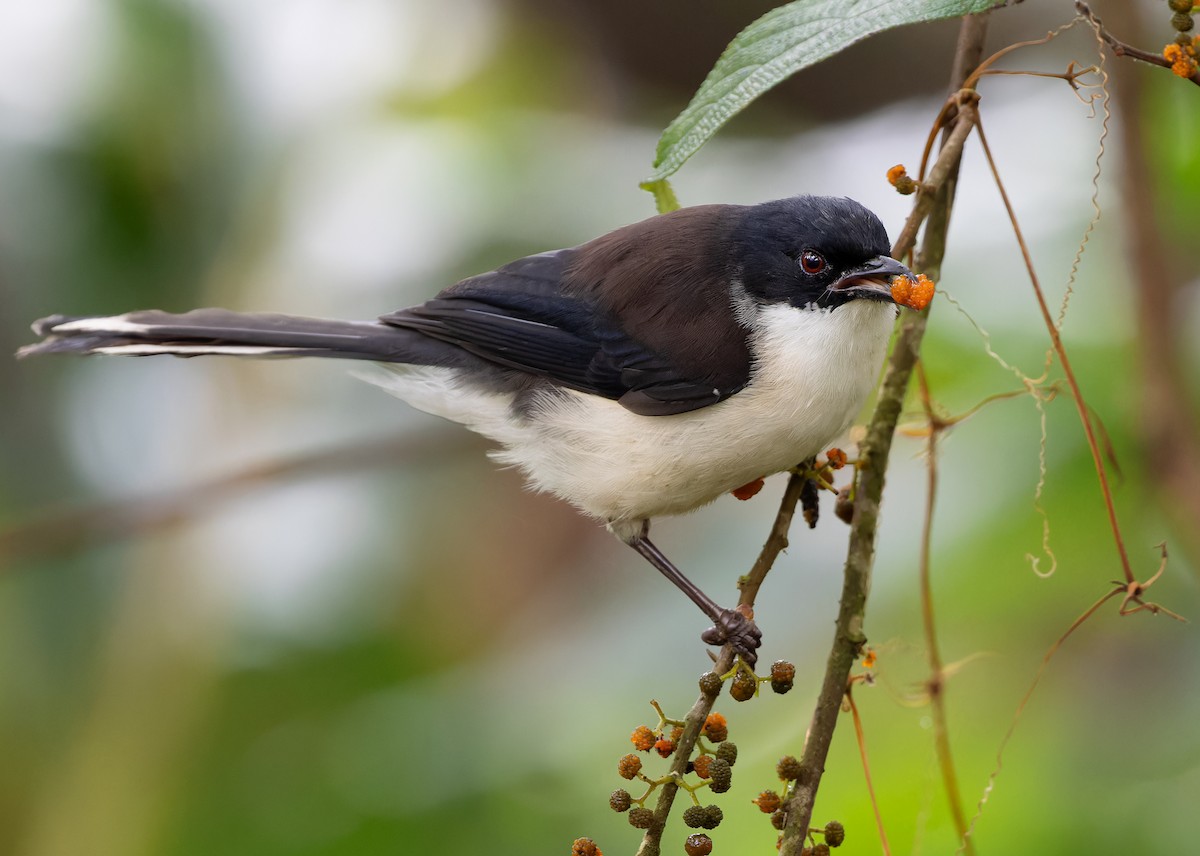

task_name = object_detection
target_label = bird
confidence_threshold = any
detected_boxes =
[18,194,915,666]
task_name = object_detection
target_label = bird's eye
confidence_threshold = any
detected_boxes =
[799,250,826,275]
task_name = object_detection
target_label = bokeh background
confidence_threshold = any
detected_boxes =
[1,1,1198,854]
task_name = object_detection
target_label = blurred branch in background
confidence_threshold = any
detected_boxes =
[0,431,470,568]
[2,2,1199,855]
[1103,2,1200,571]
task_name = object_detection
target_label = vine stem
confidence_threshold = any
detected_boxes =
[846,685,892,856]
[972,116,1135,584]
[915,363,973,852]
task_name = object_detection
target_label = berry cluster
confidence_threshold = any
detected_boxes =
[795,449,859,528]
[1164,0,1199,78]
[606,705,747,853]
[600,663,802,852]
[749,755,847,852]
[698,658,796,704]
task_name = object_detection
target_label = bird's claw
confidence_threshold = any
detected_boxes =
[701,608,763,667]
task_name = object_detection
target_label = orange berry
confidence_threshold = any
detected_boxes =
[825,448,848,470]
[654,737,675,758]
[753,790,783,813]
[630,725,656,752]
[693,754,713,779]
[909,274,936,310]
[572,837,603,856]
[1164,42,1199,77]
[731,477,765,500]
[892,274,935,311]
[702,713,728,743]
[886,163,917,195]
[617,753,643,780]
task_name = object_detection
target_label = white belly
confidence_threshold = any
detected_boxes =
[360,300,896,531]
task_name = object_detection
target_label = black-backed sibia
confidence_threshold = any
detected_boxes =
[20,195,917,665]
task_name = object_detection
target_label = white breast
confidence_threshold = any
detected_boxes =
[359,300,896,532]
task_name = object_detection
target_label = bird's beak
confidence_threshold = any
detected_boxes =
[832,255,915,303]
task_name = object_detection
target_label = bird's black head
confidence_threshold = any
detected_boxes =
[731,196,913,311]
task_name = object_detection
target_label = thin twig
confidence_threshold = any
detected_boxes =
[0,432,471,569]
[958,585,1123,851]
[914,364,974,853]
[889,93,979,264]
[846,683,892,856]
[738,472,808,607]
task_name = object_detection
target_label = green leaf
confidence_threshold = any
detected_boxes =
[644,0,1005,186]
[642,178,682,213]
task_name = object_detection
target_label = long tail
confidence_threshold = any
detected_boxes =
[17,309,443,363]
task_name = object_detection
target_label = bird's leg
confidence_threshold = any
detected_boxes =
[625,521,762,666]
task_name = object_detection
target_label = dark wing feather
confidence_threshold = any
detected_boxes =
[380,225,752,416]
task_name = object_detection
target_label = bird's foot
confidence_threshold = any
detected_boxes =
[700,606,762,667]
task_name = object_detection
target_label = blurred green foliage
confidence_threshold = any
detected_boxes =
[0,2,1197,856]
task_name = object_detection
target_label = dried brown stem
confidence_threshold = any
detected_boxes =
[0,432,469,569]
[960,585,1123,849]
[973,116,1137,584]
[846,683,892,856]
[915,363,974,853]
